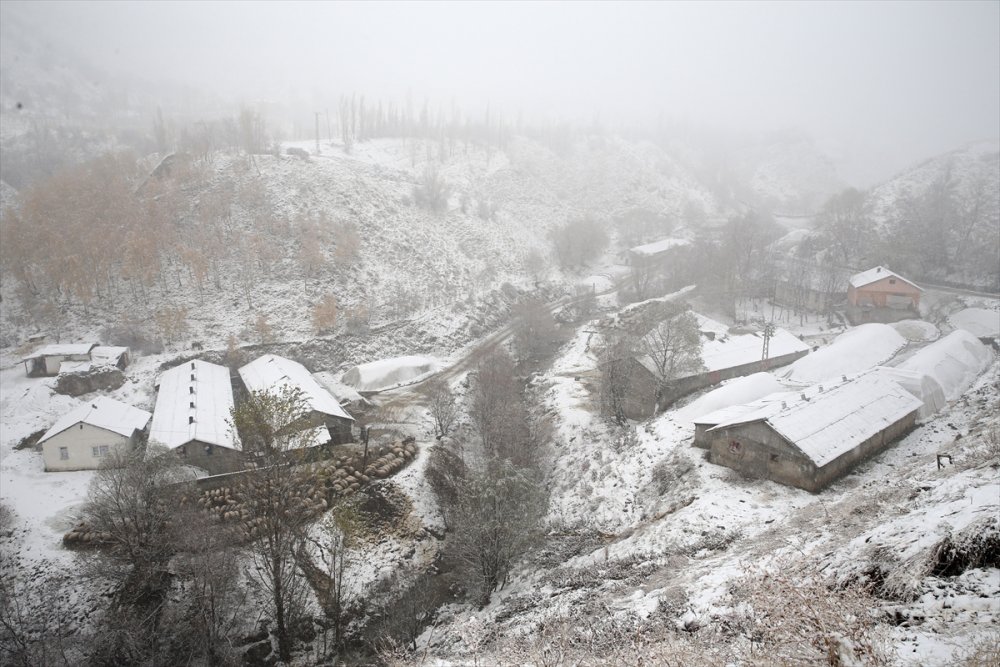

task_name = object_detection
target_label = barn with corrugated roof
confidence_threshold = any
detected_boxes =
[705,373,922,492]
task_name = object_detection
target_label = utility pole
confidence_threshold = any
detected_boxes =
[762,321,775,361]
[315,111,321,155]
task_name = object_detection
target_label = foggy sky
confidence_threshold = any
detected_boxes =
[4,0,999,185]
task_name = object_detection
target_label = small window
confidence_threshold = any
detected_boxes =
[178,445,186,457]
[770,453,779,463]
[59,447,69,460]
[729,440,742,454]
[92,445,109,458]
[889,278,896,284]
[205,445,214,456]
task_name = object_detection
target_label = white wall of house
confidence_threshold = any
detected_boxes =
[41,423,134,471]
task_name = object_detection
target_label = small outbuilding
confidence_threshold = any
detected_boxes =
[21,343,97,377]
[149,360,242,475]
[705,374,922,492]
[847,266,922,324]
[38,396,151,472]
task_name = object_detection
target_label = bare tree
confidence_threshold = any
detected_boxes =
[550,216,610,269]
[511,297,557,363]
[598,332,638,426]
[469,348,534,467]
[638,305,703,410]
[423,376,459,438]
[231,387,316,663]
[413,165,451,213]
[169,506,246,666]
[815,188,870,266]
[312,292,339,334]
[446,461,546,605]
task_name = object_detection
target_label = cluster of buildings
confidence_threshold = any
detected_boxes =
[34,353,355,475]
[692,329,991,492]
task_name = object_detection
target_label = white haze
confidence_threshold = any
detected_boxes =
[3,0,998,185]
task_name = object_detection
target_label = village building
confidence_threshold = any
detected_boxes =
[38,396,151,472]
[847,266,922,324]
[772,258,850,314]
[148,360,242,475]
[21,343,96,377]
[622,314,810,419]
[704,373,922,492]
[58,346,132,374]
[238,354,355,450]
[627,237,690,267]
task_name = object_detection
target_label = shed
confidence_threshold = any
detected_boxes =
[149,360,242,475]
[239,354,355,446]
[21,343,96,377]
[706,374,922,492]
[847,266,922,324]
[38,397,151,472]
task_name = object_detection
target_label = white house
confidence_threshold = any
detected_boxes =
[38,396,151,472]
[148,360,241,475]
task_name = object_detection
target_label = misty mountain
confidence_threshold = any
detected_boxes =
[866,140,1000,288]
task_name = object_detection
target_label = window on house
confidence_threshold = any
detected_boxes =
[92,445,110,458]
[205,445,214,456]
[59,447,69,460]
[728,440,742,454]
[179,445,186,457]
[889,278,896,284]
[770,453,779,462]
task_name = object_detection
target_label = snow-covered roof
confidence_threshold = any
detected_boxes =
[239,354,354,422]
[39,396,151,445]
[897,329,991,401]
[948,308,1000,339]
[90,346,129,365]
[710,374,922,467]
[849,266,922,291]
[675,372,789,423]
[782,323,906,384]
[699,327,808,374]
[629,237,690,256]
[341,356,438,392]
[21,343,95,361]
[636,316,808,380]
[149,360,237,450]
[867,367,946,419]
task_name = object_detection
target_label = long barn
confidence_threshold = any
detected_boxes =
[705,374,922,492]
[149,360,242,475]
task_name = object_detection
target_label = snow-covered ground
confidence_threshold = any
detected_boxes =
[416,293,1000,665]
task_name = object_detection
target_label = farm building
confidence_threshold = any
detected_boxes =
[21,343,96,377]
[58,346,132,374]
[772,259,850,313]
[622,315,810,419]
[705,373,922,492]
[38,396,151,472]
[847,266,922,324]
[239,354,355,448]
[627,237,690,266]
[148,360,242,476]
[896,329,992,401]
